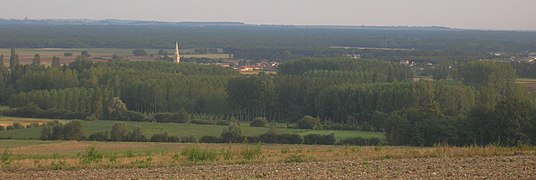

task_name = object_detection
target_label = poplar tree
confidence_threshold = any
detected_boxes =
[32,54,41,65]
[9,48,19,69]
[51,56,61,68]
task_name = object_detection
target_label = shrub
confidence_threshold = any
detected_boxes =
[123,111,147,122]
[80,146,103,164]
[0,126,4,130]
[167,136,181,142]
[276,133,303,144]
[62,121,85,140]
[176,108,191,123]
[6,126,14,130]
[246,136,261,143]
[220,122,243,143]
[303,133,336,145]
[284,154,305,163]
[26,122,41,128]
[259,132,302,144]
[297,115,320,129]
[191,119,212,125]
[150,132,169,142]
[180,136,197,143]
[338,137,382,146]
[64,52,73,57]
[181,145,218,162]
[250,117,268,127]
[110,123,129,141]
[153,111,190,123]
[84,114,98,121]
[132,49,148,56]
[241,144,262,160]
[88,132,109,141]
[40,120,85,140]
[127,127,147,142]
[12,122,25,129]
[199,136,220,143]
[153,113,175,123]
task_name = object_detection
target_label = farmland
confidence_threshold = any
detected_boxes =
[0,140,535,179]
[0,48,230,65]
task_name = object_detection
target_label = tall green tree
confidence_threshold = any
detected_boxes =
[32,54,41,65]
[51,56,61,68]
[9,48,19,70]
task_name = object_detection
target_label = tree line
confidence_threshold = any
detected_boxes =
[1,50,535,146]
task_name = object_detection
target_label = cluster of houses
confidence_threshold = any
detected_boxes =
[237,61,279,72]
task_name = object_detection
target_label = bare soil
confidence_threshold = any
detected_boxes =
[2,155,535,179]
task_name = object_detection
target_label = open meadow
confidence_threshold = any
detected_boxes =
[0,140,535,179]
[0,116,384,141]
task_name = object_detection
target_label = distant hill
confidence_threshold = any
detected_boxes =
[0,18,451,30]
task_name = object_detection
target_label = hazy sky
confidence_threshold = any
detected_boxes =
[2,0,536,30]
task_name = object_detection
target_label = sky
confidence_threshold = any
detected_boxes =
[2,0,536,30]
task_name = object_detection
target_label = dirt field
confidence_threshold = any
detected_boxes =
[1,155,535,179]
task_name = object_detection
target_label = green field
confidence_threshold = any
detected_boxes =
[0,48,230,64]
[0,117,385,141]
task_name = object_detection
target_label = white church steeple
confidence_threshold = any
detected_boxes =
[175,42,181,64]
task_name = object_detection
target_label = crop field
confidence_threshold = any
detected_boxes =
[0,140,535,179]
[0,48,230,66]
[517,78,536,92]
[0,117,385,141]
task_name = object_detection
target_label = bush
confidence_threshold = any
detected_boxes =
[284,154,305,163]
[190,119,212,125]
[259,132,302,144]
[12,122,25,129]
[338,137,382,146]
[199,136,220,143]
[241,144,262,160]
[250,117,268,127]
[40,120,86,140]
[176,108,191,123]
[62,121,85,140]
[80,146,103,164]
[64,52,73,57]
[26,122,41,128]
[303,133,336,145]
[180,136,197,143]
[215,121,229,126]
[167,136,181,142]
[84,114,98,121]
[127,127,147,142]
[88,132,109,141]
[297,115,320,129]
[123,111,147,122]
[153,111,190,123]
[0,126,4,130]
[110,123,129,141]
[150,132,169,142]
[3,105,88,120]
[220,122,243,143]
[132,49,148,56]
[181,145,218,162]
[246,136,261,143]
[276,133,303,144]
[153,113,175,123]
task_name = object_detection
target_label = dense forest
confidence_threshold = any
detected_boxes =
[1,47,535,146]
[0,24,535,60]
